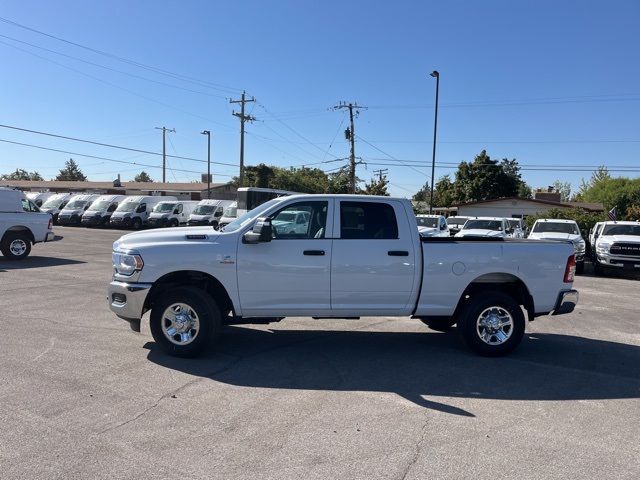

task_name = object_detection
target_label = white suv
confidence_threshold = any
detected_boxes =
[593,221,640,275]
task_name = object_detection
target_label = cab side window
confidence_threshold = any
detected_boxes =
[136,203,147,213]
[340,202,398,239]
[21,199,40,212]
[108,203,117,213]
[176,204,183,214]
[270,201,327,240]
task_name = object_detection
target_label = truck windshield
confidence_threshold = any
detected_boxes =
[447,217,468,226]
[116,202,139,212]
[223,205,237,218]
[222,198,281,232]
[87,201,110,211]
[464,220,503,231]
[193,205,216,215]
[41,197,64,208]
[532,222,578,234]
[65,200,88,209]
[416,217,439,228]
[602,224,640,236]
[153,203,176,213]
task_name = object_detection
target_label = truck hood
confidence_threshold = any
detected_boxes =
[456,229,503,237]
[60,208,84,216]
[190,214,212,221]
[529,232,582,243]
[114,226,218,251]
[149,213,170,219]
[599,234,640,244]
[418,226,440,236]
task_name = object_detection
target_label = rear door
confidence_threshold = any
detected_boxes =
[331,199,418,315]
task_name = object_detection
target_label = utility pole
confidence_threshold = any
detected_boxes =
[373,168,388,182]
[332,101,367,194]
[230,91,256,187]
[154,126,175,183]
[429,71,440,213]
[201,130,211,199]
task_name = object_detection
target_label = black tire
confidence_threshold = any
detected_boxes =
[418,317,456,332]
[150,287,221,357]
[132,217,143,230]
[1,232,32,260]
[457,291,525,356]
[593,261,604,276]
[169,218,179,228]
[576,261,584,275]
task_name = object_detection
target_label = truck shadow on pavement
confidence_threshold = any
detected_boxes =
[0,256,86,271]
[146,327,640,418]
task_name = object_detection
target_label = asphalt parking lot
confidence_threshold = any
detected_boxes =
[1,226,639,480]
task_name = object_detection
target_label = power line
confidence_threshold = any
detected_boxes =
[0,124,238,167]
[230,91,256,187]
[362,161,640,173]
[355,134,426,177]
[0,16,241,94]
[332,102,367,193]
[0,138,209,175]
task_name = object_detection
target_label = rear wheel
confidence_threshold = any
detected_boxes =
[150,287,221,357]
[458,291,525,356]
[418,317,456,332]
[1,233,31,260]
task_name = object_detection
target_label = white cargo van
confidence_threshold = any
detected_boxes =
[26,192,55,208]
[110,196,177,229]
[39,193,73,224]
[81,194,126,227]
[187,199,234,227]
[57,194,100,226]
[147,200,199,228]
[218,201,238,230]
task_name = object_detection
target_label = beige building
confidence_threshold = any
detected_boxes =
[0,180,237,201]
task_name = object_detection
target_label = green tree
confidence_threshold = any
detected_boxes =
[578,176,640,218]
[327,168,355,194]
[412,181,430,202]
[0,169,44,181]
[432,175,455,207]
[362,174,389,196]
[55,158,86,181]
[518,182,533,199]
[134,171,153,182]
[552,180,572,202]
[452,150,523,203]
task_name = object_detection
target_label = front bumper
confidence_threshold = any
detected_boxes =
[596,252,640,269]
[552,290,579,315]
[188,219,211,226]
[81,215,105,226]
[110,217,132,227]
[147,217,168,228]
[57,214,82,225]
[45,231,56,242]
[108,281,152,327]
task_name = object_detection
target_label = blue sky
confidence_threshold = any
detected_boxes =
[1,0,639,197]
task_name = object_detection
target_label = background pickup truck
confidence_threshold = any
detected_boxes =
[108,194,578,357]
[1,187,55,260]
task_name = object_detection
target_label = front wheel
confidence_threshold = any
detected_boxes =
[1,233,32,260]
[132,217,142,230]
[150,287,221,357]
[169,218,179,228]
[458,292,525,356]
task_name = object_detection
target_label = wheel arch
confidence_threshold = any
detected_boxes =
[2,226,35,244]
[453,272,534,321]
[144,270,234,317]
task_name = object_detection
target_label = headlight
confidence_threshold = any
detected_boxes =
[112,251,144,276]
[574,241,586,253]
[596,242,610,254]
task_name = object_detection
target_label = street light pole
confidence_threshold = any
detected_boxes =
[429,70,440,214]
[201,130,211,199]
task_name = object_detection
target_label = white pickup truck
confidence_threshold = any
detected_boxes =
[107,194,578,358]
[1,187,55,260]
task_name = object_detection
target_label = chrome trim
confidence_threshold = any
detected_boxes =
[552,290,579,316]
[107,281,153,321]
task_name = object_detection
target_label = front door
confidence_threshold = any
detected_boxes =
[236,199,333,316]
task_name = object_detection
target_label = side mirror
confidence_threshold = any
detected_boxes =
[173,208,180,214]
[243,217,273,244]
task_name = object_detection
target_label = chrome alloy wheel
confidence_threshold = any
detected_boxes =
[161,303,200,346]
[476,306,513,345]
[9,239,27,256]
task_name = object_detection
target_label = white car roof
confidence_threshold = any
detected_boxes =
[534,218,578,224]
[466,217,505,221]
[601,221,640,226]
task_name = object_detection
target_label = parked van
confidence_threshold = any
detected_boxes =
[39,193,73,224]
[187,199,234,227]
[147,200,199,228]
[218,201,238,230]
[110,196,177,229]
[57,194,100,226]
[81,194,126,227]
[26,192,55,208]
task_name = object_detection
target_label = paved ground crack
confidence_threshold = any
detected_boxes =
[398,414,430,480]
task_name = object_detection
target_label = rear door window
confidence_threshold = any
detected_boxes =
[340,201,398,239]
